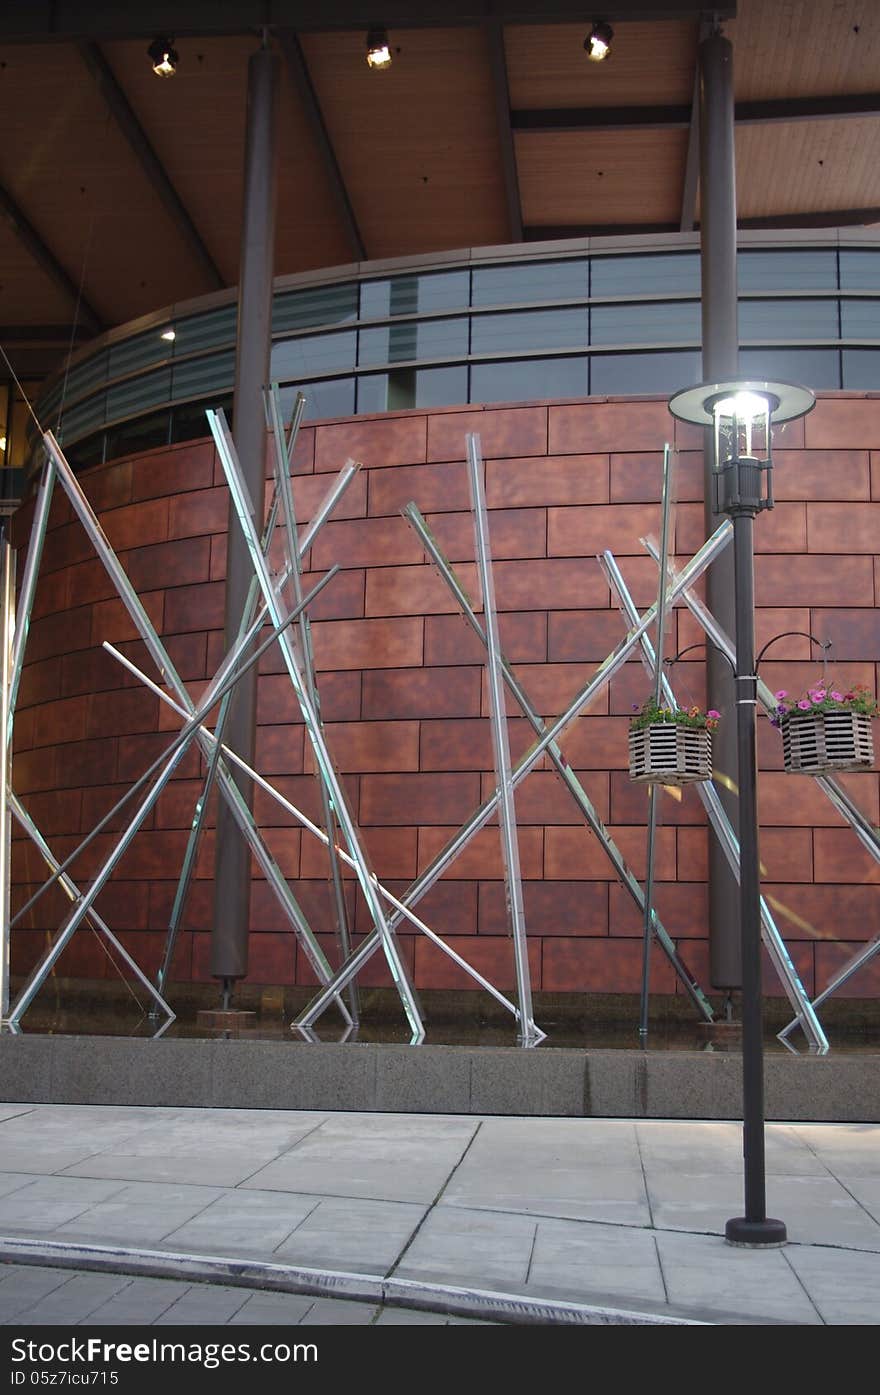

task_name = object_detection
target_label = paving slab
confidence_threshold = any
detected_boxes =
[163,1189,321,1256]
[82,1276,192,1325]
[655,1231,822,1326]
[635,1120,827,1175]
[152,1284,252,1325]
[273,1195,427,1273]
[528,1217,666,1305]
[6,1271,134,1324]
[393,1205,536,1288]
[785,1243,880,1324]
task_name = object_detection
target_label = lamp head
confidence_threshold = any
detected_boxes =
[585,21,614,62]
[148,37,178,77]
[366,28,392,69]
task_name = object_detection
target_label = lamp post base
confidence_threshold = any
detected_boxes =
[725,1216,787,1247]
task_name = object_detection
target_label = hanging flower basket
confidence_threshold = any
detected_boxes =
[628,701,717,786]
[772,684,877,775]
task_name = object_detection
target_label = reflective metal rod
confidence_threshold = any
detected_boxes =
[113,646,521,1023]
[608,547,826,1051]
[410,507,713,1024]
[640,443,675,1040]
[9,793,174,1024]
[466,433,539,1046]
[0,543,14,1018]
[8,458,55,733]
[267,385,357,1022]
[209,408,424,1037]
[296,520,733,1027]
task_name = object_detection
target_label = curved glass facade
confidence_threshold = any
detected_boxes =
[32,232,880,471]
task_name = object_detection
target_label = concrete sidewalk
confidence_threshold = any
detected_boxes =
[0,1103,877,1325]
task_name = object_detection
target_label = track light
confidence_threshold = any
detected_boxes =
[584,20,613,62]
[366,27,392,70]
[148,36,179,77]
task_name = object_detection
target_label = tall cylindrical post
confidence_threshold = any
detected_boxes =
[699,27,741,992]
[0,539,15,1019]
[211,43,279,992]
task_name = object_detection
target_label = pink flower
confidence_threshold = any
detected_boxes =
[831,691,844,702]
[707,709,721,720]
[797,699,811,710]
[774,690,787,700]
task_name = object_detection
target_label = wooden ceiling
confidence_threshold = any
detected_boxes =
[0,0,878,378]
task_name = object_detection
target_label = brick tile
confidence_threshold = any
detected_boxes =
[241,932,298,986]
[295,930,415,990]
[814,827,880,884]
[309,670,361,721]
[152,777,217,831]
[122,537,211,593]
[299,567,365,622]
[81,461,133,513]
[17,657,62,708]
[675,501,806,556]
[755,554,874,607]
[485,663,610,718]
[496,558,609,611]
[609,881,708,939]
[815,941,880,998]
[291,465,367,524]
[63,558,121,610]
[420,716,536,771]
[548,502,661,557]
[44,519,93,572]
[55,737,119,788]
[763,882,879,943]
[89,591,165,647]
[425,612,545,665]
[302,825,417,881]
[413,933,540,993]
[311,514,425,571]
[149,879,213,933]
[254,723,305,774]
[353,879,477,937]
[427,406,547,462]
[315,415,427,471]
[758,661,875,712]
[549,400,669,454]
[759,770,878,827]
[542,937,677,994]
[306,719,419,774]
[486,454,609,507]
[28,695,88,748]
[763,940,815,999]
[12,747,58,793]
[100,497,170,552]
[29,606,93,663]
[311,617,423,671]
[91,882,152,932]
[366,563,478,617]
[426,507,548,562]
[479,769,610,825]
[479,879,608,936]
[363,666,481,720]
[79,780,155,835]
[360,772,480,826]
[417,825,543,879]
[805,398,880,449]
[610,450,702,503]
[161,582,223,635]
[86,686,161,740]
[116,732,199,784]
[31,568,71,620]
[545,824,676,881]
[555,715,629,769]
[677,826,708,880]
[168,486,230,540]
[130,441,215,502]
[677,606,812,661]
[547,609,628,664]
[610,770,709,825]
[369,460,471,516]
[16,788,82,838]
[774,449,870,501]
[807,501,880,553]
[811,609,880,660]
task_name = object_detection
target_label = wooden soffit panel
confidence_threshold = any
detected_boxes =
[517,128,688,227]
[0,219,77,326]
[733,0,880,102]
[301,26,508,259]
[735,116,880,218]
[506,20,698,110]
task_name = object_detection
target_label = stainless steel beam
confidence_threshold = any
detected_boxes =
[0,542,14,1018]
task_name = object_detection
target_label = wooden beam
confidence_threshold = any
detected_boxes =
[513,92,880,134]
[77,40,225,291]
[485,19,522,242]
[0,182,103,333]
[276,28,366,262]
[525,208,880,238]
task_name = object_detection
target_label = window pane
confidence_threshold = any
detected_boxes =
[739,347,840,389]
[840,251,880,290]
[470,356,587,404]
[57,393,107,445]
[271,331,356,380]
[739,298,838,340]
[472,259,587,307]
[106,366,172,422]
[273,283,358,333]
[358,317,468,366]
[108,329,170,380]
[172,395,233,443]
[360,271,470,318]
[738,250,837,291]
[358,365,467,413]
[472,308,587,355]
[591,253,700,297]
[842,349,880,389]
[590,350,701,395]
[105,410,170,460]
[591,301,700,346]
[840,299,880,338]
[174,305,237,354]
[277,378,355,421]
[65,434,106,471]
[62,349,109,403]
[172,349,235,403]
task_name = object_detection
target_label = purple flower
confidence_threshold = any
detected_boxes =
[632,704,639,712]
[831,691,844,702]
[707,709,721,720]
[797,699,811,710]
[774,690,787,700]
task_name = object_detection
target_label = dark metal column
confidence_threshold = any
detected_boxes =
[211,42,279,995]
[699,28,741,992]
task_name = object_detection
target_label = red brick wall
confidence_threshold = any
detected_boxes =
[10,393,880,1000]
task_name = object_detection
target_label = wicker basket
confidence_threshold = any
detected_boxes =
[628,723,712,785]
[781,709,874,774]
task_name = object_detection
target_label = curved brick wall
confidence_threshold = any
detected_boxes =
[9,393,880,1001]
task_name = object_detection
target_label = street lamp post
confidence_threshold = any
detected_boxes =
[668,378,815,1247]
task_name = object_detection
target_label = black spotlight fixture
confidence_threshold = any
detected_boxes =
[148,36,179,78]
[366,27,392,69]
[585,20,614,62]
